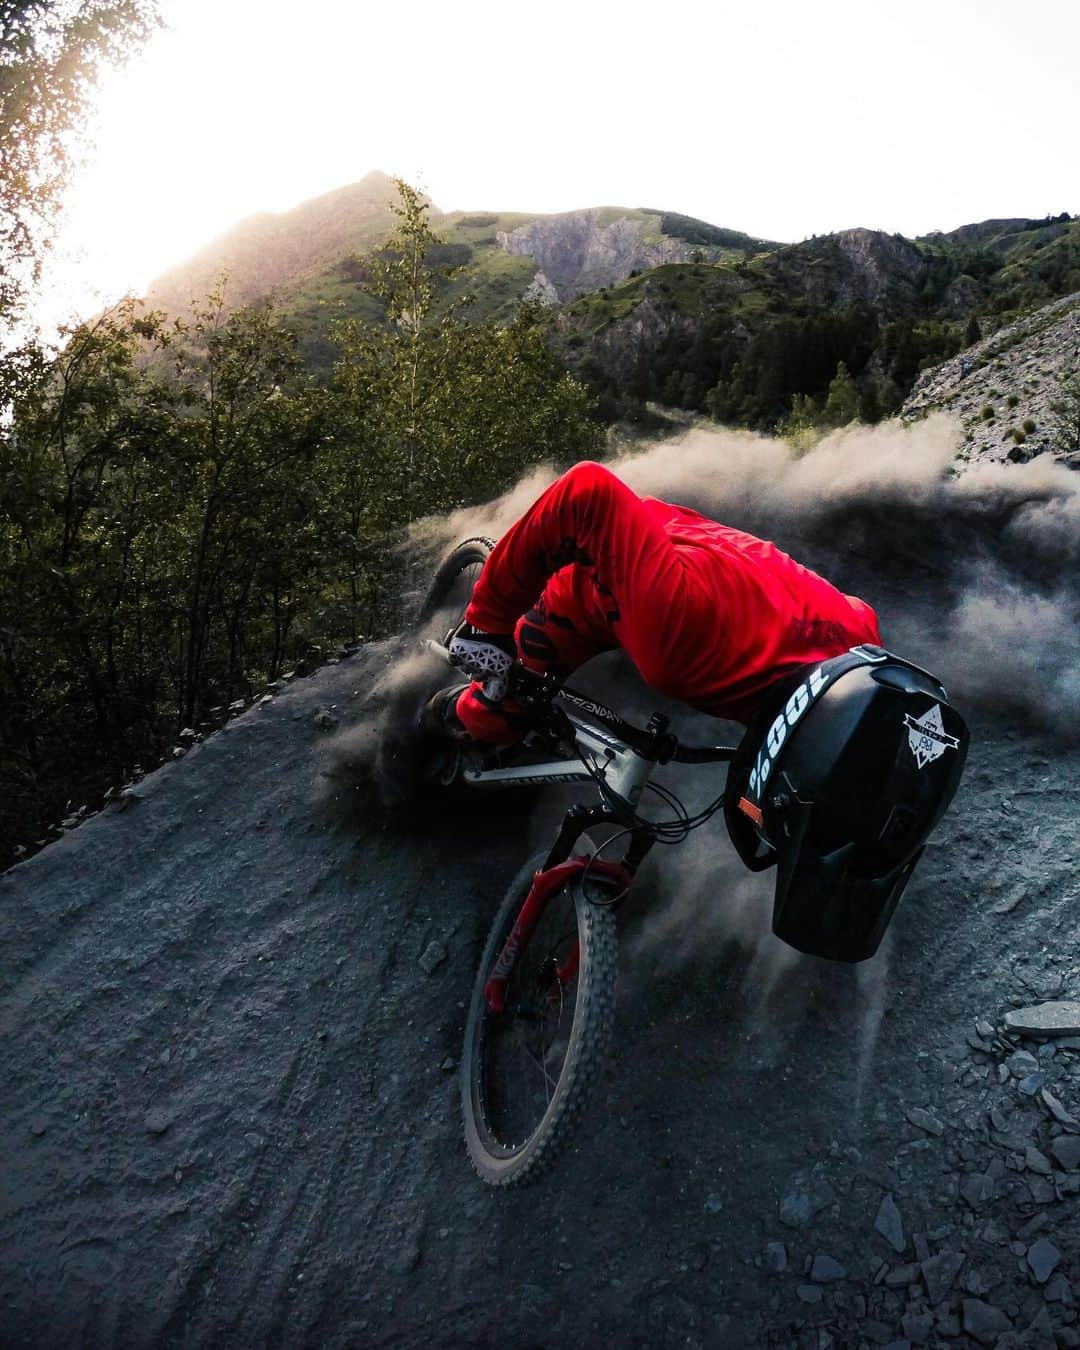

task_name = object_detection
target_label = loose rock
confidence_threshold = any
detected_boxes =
[1050,1135,1080,1170]
[905,1106,945,1137]
[960,1173,995,1209]
[144,1107,173,1134]
[418,940,448,975]
[962,1298,1012,1344]
[778,1174,834,1229]
[875,1193,905,1253]
[810,1253,846,1283]
[921,1250,965,1305]
[1024,1144,1052,1175]
[1027,1238,1061,1285]
[763,1242,787,1273]
[1019,1070,1048,1095]
[1041,1088,1080,1128]
[1005,1001,1080,1037]
[1007,1049,1039,1078]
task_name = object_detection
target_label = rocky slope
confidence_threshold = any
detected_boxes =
[496,208,769,302]
[902,293,1080,466]
[3,429,1080,1349]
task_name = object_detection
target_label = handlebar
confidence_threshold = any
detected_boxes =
[427,639,739,765]
[512,663,737,766]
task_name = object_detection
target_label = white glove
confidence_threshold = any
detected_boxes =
[449,623,516,701]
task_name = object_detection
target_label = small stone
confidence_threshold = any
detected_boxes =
[440,1056,455,1072]
[960,1173,994,1209]
[779,1174,834,1229]
[1019,1071,1049,1095]
[1050,1135,1080,1170]
[179,726,198,741]
[1041,1088,1079,1128]
[885,1262,920,1287]
[975,1019,995,1040]
[875,1193,905,1252]
[997,1063,1009,1083]
[29,1115,47,1136]
[258,693,273,706]
[173,1167,182,1183]
[144,1107,173,1134]
[1007,1049,1039,1078]
[795,1284,822,1304]
[418,940,447,975]
[921,1250,965,1305]
[763,1241,787,1273]
[901,1311,933,1344]
[810,1253,847,1283]
[1017,1212,1048,1242]
[1026,1305,1057,1349]
[962,1297,1012,1344]
[313,706,338,730]
[1005,1001,1080,1038]
[1043,1271,1072,1303]
[905,1106,945,1137]
[1025,1144,1053,1174]
[1027,1238,1061,1285]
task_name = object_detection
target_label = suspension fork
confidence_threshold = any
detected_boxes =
[484,804,654,1015]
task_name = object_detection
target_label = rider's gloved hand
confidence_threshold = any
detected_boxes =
[449,621,516,701]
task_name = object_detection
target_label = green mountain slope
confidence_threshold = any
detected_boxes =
[140,176,1076,428]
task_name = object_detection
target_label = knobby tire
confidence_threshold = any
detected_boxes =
[461,851,618,1187]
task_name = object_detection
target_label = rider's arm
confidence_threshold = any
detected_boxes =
[465,461,687,638]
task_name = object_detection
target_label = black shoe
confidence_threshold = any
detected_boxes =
[420,683,473,744]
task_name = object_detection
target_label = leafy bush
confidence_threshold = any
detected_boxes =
[981,404,996,420]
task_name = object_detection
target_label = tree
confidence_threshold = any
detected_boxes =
[330,178,600,537]
[964,313,982,347]
[0,0,159,327]
[823,361,859,426]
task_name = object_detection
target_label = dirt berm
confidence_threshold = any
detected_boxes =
[2,421,1079,1348]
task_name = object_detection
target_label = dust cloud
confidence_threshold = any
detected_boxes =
[338,416,1078,1010]
[409,413,1080,739]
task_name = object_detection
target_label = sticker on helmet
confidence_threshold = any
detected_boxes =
[904,703,960,769]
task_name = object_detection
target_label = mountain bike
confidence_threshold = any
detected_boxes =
[415,537,740,1187]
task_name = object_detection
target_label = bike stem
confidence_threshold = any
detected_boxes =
[541,801,656,878]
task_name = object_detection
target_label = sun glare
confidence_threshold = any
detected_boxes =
[42,0,1079,332]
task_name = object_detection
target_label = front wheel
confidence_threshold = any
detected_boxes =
[461,852,618,1186]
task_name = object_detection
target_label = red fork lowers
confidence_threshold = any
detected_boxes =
[484,856,632,1014]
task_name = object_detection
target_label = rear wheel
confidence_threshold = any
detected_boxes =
[415,536,494,642]
[462,852,617,1186]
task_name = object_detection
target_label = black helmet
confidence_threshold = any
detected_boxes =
[725,645,969,962]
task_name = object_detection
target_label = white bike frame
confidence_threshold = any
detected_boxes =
[427,641,658,810]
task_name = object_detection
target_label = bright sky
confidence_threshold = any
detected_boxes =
[45,0,1079,329]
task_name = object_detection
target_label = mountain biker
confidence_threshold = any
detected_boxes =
[427,459,883,746]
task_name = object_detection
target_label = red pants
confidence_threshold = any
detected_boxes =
[457,461,881,745]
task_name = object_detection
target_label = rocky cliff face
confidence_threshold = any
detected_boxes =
[497,210,724,301]
[903,292,1080,466]
[763,228,929,319]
